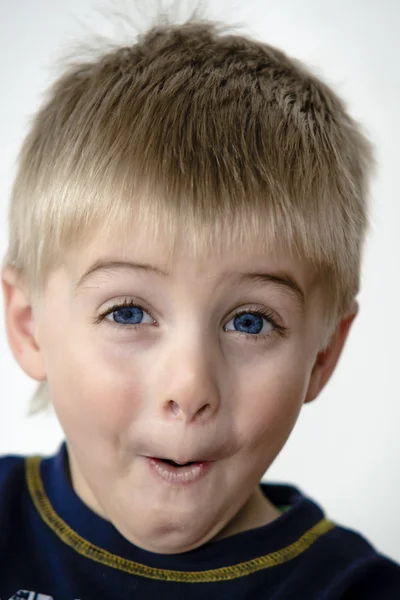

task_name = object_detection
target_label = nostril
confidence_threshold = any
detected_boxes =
[168,400,180,415]
[197,404,209,417]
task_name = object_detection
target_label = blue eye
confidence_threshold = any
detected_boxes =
[225,310,274,336]
[233,312,264,334]
[112,306,143,325]
[102,302,154,326]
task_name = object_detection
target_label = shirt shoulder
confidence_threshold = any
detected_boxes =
[263,482,400,598]
[304,519,400,599]
[0,454,27,498]
[328,547,400,599]
[0,454,29,555]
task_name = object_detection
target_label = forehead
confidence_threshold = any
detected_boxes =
[65,224,318,303]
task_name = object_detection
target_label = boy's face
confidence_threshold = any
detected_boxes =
[2,225,356,554]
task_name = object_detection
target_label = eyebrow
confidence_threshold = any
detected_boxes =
[74,259,305,310]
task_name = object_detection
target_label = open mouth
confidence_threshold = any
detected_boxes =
[157,458,198,467]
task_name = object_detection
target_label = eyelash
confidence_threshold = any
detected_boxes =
[95,299,289,341]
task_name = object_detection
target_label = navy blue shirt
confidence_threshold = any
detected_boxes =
[1,443,399,599]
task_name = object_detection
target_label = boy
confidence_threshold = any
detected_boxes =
[1,14,399,600]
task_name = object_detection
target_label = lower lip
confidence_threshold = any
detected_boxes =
[146,458,212,486]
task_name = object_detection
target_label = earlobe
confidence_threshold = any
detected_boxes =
[304,300,359,404]
[1,266,47,382]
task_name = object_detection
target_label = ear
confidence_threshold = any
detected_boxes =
[1,266,46,382]
[304,300,359,404]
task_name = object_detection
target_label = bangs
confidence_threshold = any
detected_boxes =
[55,171,331,269]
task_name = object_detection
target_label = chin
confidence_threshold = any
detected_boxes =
[117,508,220,554]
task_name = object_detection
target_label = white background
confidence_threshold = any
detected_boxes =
[1,0,399,563]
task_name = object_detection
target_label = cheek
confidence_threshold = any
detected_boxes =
[43,324,145,436]
[233,353,309,454]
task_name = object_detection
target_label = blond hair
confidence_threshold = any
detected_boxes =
[2,19,375,412]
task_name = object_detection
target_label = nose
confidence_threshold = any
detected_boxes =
[158,338,221,424]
